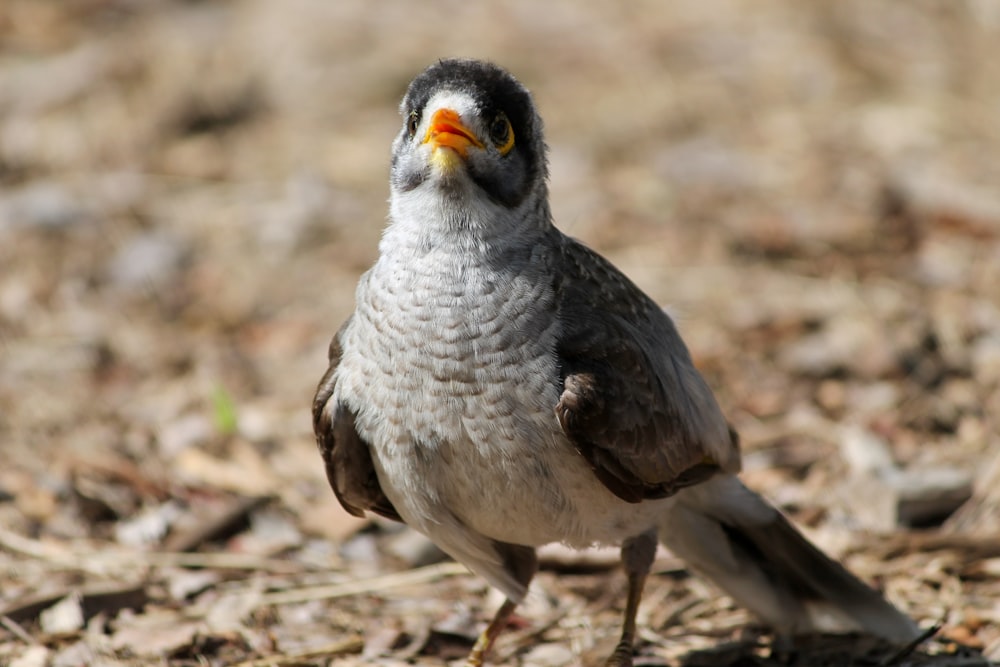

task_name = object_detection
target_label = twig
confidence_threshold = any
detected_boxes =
[256,561,469,607]
[493,601,579,664]
[227,636,364,666]
[70,456,171,500]
[0,528,312,573]
[0,528,69,560]
[162,495,270,552]
[0,583,147,625]
[1,615,36,644]
[879,621,940,666]
[861,532,1000,561]
[132,551,309,572]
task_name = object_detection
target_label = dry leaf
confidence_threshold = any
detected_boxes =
[39,593,84,635]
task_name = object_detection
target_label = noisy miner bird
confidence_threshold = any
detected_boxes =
[313,58,920,666]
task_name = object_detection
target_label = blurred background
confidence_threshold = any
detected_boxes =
[1,1,999,665]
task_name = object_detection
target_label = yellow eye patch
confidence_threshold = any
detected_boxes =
[490,113,515,155]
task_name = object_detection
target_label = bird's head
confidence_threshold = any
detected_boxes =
[389,59,549,231]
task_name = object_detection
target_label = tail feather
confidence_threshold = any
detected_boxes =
[659,476,920,643]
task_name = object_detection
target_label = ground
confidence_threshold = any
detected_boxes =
[1,1,1000,665]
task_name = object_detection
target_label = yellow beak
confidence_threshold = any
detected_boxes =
[422,108,484,159]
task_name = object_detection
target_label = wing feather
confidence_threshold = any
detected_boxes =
[312,319,402,522]
[553,237,739,503]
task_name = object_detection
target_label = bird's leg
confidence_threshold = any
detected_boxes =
[466,542,538,667]
[466,597,519,667]
[605,530,657,667]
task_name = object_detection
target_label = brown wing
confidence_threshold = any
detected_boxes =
[553,237,740,504]
[312,320,402,522]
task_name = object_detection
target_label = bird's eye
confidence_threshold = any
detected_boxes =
[490,112,514,155]
[407,111,420,138]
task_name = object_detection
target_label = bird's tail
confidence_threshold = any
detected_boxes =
[658,475,920,643]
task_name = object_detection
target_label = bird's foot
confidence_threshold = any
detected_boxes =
[465,649,485,667]
[603,641,634,667]
[464,624,494,667]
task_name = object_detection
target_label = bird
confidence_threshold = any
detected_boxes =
[312,58,920,666]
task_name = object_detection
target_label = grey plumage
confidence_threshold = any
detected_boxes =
[313,59,920,665]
